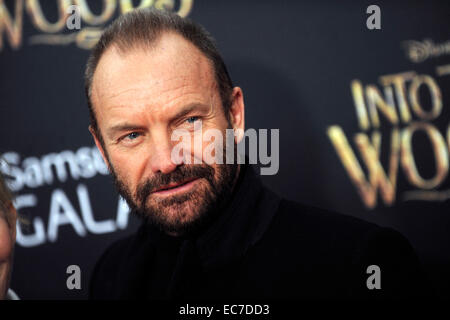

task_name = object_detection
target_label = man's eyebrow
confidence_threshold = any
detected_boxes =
[107,124,147,137]
[172,103,211,121]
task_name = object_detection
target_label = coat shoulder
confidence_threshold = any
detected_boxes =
[89,234,137,299]
[242,198,432,298]
[270,199,381,244]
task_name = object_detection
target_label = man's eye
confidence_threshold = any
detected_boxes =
[186,116,199,124]
[125,132,140,140]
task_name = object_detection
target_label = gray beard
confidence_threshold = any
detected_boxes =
[110,161,239,237]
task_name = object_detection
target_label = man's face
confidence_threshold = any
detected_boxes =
[90,32,244,236]
[0,204,16,300]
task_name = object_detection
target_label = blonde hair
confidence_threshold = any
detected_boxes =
[0,170,15,229]
[0,170,13,208]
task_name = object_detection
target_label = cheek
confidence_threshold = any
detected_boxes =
[111,153,146,186]
[0,219,12,262]
[195,125,229,163]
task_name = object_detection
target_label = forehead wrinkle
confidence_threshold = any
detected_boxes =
[104,85,207,120]
[117,75,210,108]
[95,80,220,130]
[99,70,210,105]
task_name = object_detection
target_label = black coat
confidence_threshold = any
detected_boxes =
[90,164,432,299]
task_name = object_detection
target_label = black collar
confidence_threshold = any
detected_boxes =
[119,164,281,299]
[195,163,280,269]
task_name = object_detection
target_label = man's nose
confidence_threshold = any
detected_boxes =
[149,133,178,174]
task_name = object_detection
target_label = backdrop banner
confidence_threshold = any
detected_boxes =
[0,0,449,299]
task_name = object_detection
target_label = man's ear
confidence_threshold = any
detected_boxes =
[89,125,111,172]
[228,87,245,144]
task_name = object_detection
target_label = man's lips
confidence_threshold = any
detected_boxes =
[151,177,199,195]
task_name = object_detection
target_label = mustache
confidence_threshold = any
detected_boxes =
[136,164,215,204]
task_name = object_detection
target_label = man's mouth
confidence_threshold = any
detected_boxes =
[151,177,200,196]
